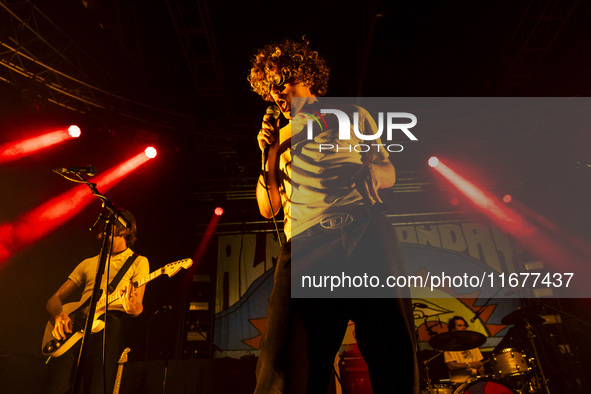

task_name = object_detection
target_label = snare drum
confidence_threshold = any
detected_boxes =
[453,377,517,394]
[491,348,530,380]
[429,383,453,394]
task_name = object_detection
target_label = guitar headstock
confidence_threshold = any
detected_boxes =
[163,258,193,277]
[118,347,131,364]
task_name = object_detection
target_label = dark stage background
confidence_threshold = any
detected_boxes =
[2,1,591,393]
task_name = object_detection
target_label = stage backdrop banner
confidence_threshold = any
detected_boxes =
[214,221,526,357]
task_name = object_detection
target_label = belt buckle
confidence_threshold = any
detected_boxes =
[319,213,354,229]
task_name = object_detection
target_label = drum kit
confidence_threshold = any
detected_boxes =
[420,306,550,394]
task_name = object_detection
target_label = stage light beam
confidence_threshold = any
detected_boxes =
[0,148,157,265]
[0,127,77,164]
[431,159,519,227]
[192,213,221,271]
[430,157,590,276]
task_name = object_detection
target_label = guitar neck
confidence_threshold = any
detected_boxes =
[96,268,164,311]
[113,348,130,394]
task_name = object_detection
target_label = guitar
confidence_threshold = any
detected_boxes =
[41,258,193,357]
[113,347,130,394]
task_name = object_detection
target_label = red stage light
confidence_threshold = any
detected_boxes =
[68,125,81,138]
[450,197,460,206]
[144,147,157,158]
[431,159,520,225]
[214,207,224,216]
[502,194,512,204]
[0,128,75,164]
[192,212,221,270]
[0,149,154,264]
[428,156,439,167]
[430,158,590,274]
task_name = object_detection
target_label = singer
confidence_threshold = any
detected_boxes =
[250,38,419,393]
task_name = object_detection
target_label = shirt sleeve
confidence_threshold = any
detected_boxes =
[68,257,90,287]
[472,348,483,361]
[131,255,150,282]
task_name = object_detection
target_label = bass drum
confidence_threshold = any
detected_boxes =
[453,377,517,394]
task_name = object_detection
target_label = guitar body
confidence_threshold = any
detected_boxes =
[41,258,193,358]
[41,298,105,357]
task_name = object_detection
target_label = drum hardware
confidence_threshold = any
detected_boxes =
[428,383,453,394]
[415,306,449,393]
[421,351,444,393]
[523,321,550,394]
[501,306,551,394]
[526,375,543,394]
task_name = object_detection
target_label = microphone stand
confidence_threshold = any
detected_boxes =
[470,284,505,323]
[412,308,432,391]
[60,174,130,394]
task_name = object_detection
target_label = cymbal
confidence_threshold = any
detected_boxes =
[501,306,545,325]
[429,330,487,351]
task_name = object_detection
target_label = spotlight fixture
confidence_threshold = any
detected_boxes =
[68,125,81,138]
[144,146,157,158]
[428,156,439,167]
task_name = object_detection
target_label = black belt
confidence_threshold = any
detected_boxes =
[300,203,386,236]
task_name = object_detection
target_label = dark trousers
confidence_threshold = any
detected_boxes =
[255,213,420,394]
[44,311,125,394]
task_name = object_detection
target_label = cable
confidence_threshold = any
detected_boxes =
[262,155,283,247]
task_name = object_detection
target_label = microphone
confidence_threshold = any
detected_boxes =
[54,165,97,176]
[263,105,281,160]
[471,309,483,323]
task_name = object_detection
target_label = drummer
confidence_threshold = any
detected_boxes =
[443,316,485,384]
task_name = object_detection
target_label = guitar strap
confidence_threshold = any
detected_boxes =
[108,253,138,294]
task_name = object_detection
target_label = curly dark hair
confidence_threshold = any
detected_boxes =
[448,316,468,331]
[248,37,330,101]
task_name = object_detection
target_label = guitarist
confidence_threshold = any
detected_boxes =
[44,209,149,394]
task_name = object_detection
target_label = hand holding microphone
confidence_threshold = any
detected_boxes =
[257,105,280,159]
